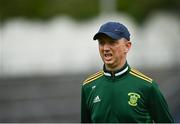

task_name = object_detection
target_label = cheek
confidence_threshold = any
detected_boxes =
[99,47,103,57]
[98,46,102,52]
[114,47,125,57]
[119,46,127,53]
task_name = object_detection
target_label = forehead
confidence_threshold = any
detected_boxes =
[97,34,125,43]
[97,34,115,41]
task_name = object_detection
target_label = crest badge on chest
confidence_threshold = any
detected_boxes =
[128,92,141,106]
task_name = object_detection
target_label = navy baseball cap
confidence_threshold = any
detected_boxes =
[93,22,130,41]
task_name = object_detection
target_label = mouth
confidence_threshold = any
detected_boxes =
[104,53,113,61]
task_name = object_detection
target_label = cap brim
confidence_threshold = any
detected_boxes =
[93,32,122,40]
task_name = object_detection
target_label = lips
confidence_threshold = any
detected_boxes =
[104,53,113,61]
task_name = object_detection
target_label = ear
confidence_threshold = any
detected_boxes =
[125,41,131,53]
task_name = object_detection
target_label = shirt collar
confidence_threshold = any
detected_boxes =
[103,61,130,78]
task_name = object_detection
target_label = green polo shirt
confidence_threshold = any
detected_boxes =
[81,62,174,123]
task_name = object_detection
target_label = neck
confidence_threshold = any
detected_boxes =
[103,61,129,78]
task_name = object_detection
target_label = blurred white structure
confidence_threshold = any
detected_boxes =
[0,12,180,77]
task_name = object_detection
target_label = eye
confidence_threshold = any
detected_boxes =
[98,40,105,45]
[109,40,117,46]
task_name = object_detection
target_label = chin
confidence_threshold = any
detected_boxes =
[104,61,114,66]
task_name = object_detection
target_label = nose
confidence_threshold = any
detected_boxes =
[103,43,110,51]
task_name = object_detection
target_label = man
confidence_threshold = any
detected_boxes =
[81,21,174,123]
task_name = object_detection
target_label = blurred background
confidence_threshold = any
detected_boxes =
[0,0,180,122]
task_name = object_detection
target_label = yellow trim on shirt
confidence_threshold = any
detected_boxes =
[130,71,152,83]
[83,71,104,85]
[83,71,103,82]
[131,68,153,82]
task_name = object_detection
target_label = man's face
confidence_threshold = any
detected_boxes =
[98,35,131,70]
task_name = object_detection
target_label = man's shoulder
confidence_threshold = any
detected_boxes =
[129,68,153,84]
[83,70,104,86]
